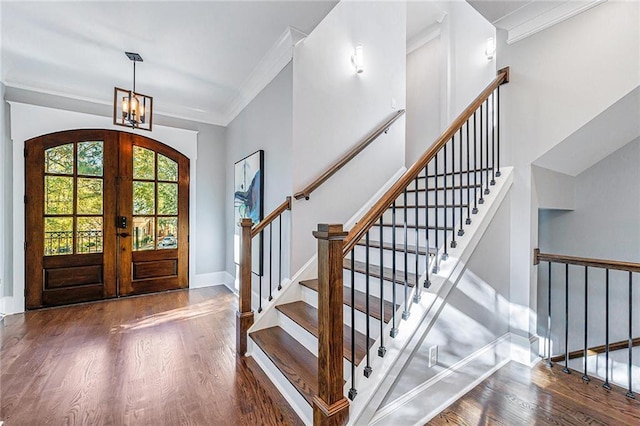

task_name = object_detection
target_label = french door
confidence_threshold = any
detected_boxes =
[25,129,189,309]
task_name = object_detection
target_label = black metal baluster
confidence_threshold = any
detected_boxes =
[603,269,611,390]
[391,202,398,338]
[563,263,570,374]
[479,104,485,205]
[547,261,552,367]
[443,143,449,259]
[583,266,590,382]
[465,121,471,226]
[473,112,479,213]
[434,151,440,252]
[414,177,420,303]
[268,223,273,301]
[364,232,372,377]
[277,215,282,291]
[258,273,263,313]
[491,91,496,186]
[458,127,464,237]
[450,137,457,249]
[379,217,386,357]
[403,190,410,320]
[484,99,490,196]
[348,252,357,400]
[496,86,501,178]
[628,271,635,398]
[424,165,431,287]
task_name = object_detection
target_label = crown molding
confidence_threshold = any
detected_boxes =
[222,26,307,126]
[497,0,607,45]
[407,23,442,56]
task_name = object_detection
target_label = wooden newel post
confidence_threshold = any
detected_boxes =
[237,218,254,356]
[313,224,349,426]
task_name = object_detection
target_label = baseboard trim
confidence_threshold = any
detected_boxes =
[192,271,235,292]
[370,333,511,425]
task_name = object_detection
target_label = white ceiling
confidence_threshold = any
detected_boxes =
[1,1,337,126]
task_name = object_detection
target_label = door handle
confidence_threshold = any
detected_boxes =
[118,232,131,238]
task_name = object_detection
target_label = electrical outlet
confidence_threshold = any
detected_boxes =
[428,345,438,368]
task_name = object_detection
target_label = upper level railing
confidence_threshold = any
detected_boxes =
[237,196,291,355]
[534,248,638,399]
[294,109,406,200]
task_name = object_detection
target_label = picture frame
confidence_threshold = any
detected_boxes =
[233,149,264,276]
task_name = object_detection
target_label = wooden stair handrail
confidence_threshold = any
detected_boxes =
[343,67,510,256]
[251,196,292,238]
[294,109,406,201]
[533,248,640,273]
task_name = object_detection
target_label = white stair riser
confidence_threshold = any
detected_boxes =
[345,270,424,302]
[276,310,353,380]
[301,284,383,340]
[351,245,430,274]
[372,226,457,248]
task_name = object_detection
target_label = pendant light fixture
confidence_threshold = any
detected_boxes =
[113,52,153,131]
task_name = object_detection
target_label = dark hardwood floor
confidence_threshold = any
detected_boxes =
[0,286,303,426]
[430,361,640,425]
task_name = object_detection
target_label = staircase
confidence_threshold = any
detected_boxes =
[237,69,511,424]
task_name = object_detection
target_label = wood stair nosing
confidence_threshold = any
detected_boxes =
[250,326,319,406]
[342,258,417,288]
[276,301,374,365]
[299,278,397,323]
[355,239,436,256]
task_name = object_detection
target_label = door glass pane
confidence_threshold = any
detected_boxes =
[133,181,155,215]
[45,176,74,214]
[44,217,73,256]
[77,141,104,176]
[77,217,103,254]
[157,154,178,181]
[45,144,74,174]
[157,183,178,215]
[77,178,103,215]
[157,217,177,249]
[132,217,155,251]
[133,146,155,180]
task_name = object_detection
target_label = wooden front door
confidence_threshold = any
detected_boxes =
[25,129,189,309]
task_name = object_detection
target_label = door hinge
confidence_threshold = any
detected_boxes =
[24,241,27,251]
[23,147,27,158]
[24,195,27,204]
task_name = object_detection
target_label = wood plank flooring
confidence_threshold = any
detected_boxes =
[0,286,302,426]
[429,361,640,425]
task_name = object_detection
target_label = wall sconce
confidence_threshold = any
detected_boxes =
[114,52,153,131]
[485,37,496,61]
[352,44,364,74]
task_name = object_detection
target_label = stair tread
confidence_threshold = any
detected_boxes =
[343,258,417,288]
[299,279,397,323]
[276,301,374,364]
[355,239,436,256]
[250,326,319,406]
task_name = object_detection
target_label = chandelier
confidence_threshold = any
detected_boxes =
[113,52,153,131]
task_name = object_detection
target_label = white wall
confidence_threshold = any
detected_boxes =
[441,0,497,122]
[291,0,407,272]
[532,166,575,211]
[1,102,229,314]
[538,138,640,353]
[376,192,511,421]
[406,37,441,165]
[225,63,293,286]
[497,0,640,354]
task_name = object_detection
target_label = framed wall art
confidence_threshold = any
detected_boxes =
[233,149,264,275]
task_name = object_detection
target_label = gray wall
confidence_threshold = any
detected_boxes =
[538,137,640,353]
[379,191,511,408]
[1,83,11,298]
[225,63,293,279]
